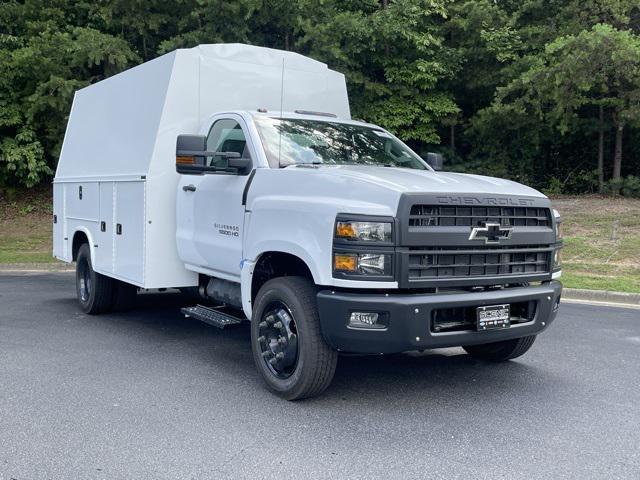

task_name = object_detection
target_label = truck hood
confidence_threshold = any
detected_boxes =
[290,165,546,198]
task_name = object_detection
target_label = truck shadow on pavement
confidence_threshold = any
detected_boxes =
[47,289,559,407]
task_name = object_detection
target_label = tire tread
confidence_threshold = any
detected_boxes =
[77,244,113,315]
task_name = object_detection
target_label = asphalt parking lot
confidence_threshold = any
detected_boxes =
[1,273,639,479]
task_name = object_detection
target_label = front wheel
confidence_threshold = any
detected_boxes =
[251,276,338,400]
[463,335,537,362]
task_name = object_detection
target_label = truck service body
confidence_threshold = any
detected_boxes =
[53,44,563,399]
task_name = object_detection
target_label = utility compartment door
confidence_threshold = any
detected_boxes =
[52,183,66,260]
[65,182,99,221]
[96,182,115,274]
[114,181,145,284]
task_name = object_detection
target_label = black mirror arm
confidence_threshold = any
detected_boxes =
[215,151,241,159]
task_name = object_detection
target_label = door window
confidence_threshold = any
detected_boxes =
[206,119,251,168]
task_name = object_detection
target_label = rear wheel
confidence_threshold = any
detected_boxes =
[75,243,114,314]
[251,276,338,400]
[463,335,537,362]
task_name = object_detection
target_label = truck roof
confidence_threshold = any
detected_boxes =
[55,44,350,182]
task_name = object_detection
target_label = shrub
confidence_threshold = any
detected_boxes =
[542,177,563,196]
[621,176,640,198]
[603,176,640,198]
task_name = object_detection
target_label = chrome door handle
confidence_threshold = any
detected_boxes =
[183,184,196,192]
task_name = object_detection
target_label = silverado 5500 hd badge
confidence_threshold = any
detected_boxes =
[215,223,240,237]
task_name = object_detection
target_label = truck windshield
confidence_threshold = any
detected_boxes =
[253,117,429,170]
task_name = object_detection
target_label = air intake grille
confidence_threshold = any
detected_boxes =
[409,205,551,227]
[408,246,551,280]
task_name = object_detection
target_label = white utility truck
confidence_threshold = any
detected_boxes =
[53,44,563,400]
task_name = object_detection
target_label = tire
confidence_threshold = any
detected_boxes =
[251,276,338,400]
[75,243,114,314]
[112,280,137,312]
[463,335,537,362]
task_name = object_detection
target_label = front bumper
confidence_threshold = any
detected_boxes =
[317,281,562,354]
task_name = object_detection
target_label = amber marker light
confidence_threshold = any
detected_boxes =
[334,254,357,272]
[335,222,358,239]
[176,155,195,165]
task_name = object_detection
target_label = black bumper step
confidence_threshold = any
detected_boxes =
[181,305,244,329]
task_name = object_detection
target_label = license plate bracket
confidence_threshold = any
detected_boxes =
[477,304,511,331]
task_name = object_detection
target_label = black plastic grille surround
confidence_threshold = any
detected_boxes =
[409,205,551,228]
[407,246,551,280]
[396,194,557,287]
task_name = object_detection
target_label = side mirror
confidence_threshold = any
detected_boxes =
[176,135,251,175]
[426,152,444,171]
[176,135,207,174]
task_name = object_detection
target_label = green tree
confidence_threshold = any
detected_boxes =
[0,0,138,187]
[1,0,639,192]
[158,0,263,53]
[498,24,640,190]
[90,0,184,61]
[296,0,459,144]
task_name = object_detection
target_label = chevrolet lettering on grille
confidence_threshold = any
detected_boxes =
[469,222,512,244]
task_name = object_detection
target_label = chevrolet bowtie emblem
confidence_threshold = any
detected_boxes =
[469,223,512,244]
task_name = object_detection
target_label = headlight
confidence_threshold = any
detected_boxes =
[335,220,392,243]
[334,252,393,276]
[553,209,562,240]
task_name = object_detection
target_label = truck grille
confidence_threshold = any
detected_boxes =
[409,205,551,227]
[407,246,551,280]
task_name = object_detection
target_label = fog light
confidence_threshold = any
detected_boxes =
[348,312,386,330]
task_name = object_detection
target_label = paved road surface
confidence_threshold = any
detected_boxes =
[1,273,638,479]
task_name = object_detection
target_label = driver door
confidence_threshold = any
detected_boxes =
[177,115,254,280]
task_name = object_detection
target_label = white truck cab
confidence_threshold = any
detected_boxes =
[53,44,562,400]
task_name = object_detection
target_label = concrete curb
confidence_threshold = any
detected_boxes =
[562,288,640,307]
[0,263,74,273]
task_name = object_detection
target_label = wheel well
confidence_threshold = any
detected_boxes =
[72,231,89,261]
[251,252,314,302]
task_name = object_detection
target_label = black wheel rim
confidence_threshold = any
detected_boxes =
[257,301,298,379]
[78,257,91,303]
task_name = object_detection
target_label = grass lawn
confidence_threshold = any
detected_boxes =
[1,189,639,292]
[551,196,640,293]
[0,187,57,264]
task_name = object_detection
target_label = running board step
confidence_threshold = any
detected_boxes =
[181,305,244,329]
